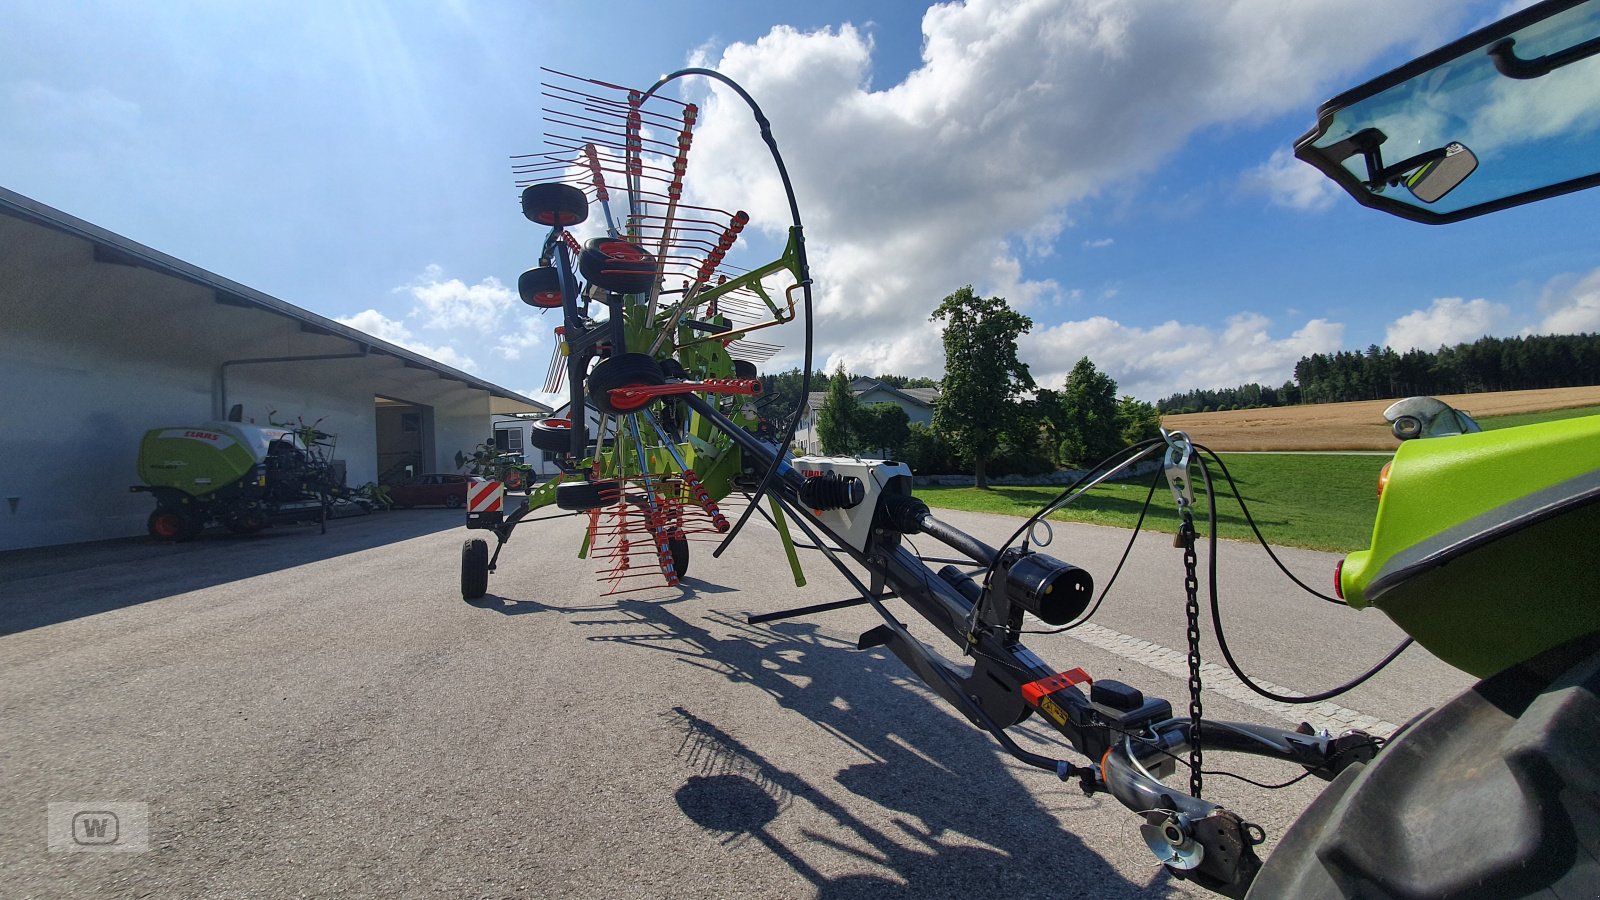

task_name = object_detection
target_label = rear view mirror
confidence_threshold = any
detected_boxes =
[1406,143,1478,203]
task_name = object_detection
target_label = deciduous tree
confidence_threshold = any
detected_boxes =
[931,286,1033,488]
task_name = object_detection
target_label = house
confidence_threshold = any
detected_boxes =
[794,376,939,455]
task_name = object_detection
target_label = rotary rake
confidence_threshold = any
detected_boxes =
[463,67,813,597]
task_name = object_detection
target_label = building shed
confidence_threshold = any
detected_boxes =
[0,187,547,551]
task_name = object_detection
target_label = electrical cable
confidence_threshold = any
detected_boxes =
[1198,447,1349,606]
[1195,451,1413,704]
[1023,463,1164,634]
[966,439,1167,643]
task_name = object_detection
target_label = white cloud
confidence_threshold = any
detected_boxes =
[1024,312,1344,399]
[1083,237,1114,249]
[400,263,516,333]
[1533,267,1600,334]
[678,0,1447,380]
[1383,297,1510,352]
[1243,147,1340,212]
[335,308,478,371]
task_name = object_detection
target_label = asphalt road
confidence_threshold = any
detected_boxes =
[0,502,1475,898]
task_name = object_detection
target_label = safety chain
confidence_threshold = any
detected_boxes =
[1181,519,1204,798]
[1163,429,1204,799]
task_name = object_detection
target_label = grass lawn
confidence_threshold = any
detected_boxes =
[915,452,1390,552]
[1476,404,1600,430]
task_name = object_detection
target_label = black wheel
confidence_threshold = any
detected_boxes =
[501,468,526,491]
[732,359,758,379]
[518,266,565,309]
[461,538,489,600]
[147,508,202,542]
[660,358,687,379]
[521,183,588,227]
[556,479,620,511]
[530,418,574,454]
[670,536,689,578]
[587,353,665,415]
[446,491,465,509]
[578,237,656,294]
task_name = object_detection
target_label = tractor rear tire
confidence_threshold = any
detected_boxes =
[578,237,656,295]
[521,183,588,227]
[587,353,665,416]
[461,538,489,600]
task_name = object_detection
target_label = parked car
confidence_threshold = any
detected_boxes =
[386,473,469,508]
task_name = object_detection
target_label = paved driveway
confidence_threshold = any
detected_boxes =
[0,504,1471,898]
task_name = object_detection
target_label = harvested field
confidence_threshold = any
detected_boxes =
[1160,385,1600,451]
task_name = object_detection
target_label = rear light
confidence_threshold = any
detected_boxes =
[1377,461,1393,498]
[1334,559,1344,599]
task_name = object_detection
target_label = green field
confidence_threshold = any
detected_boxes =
[1476,404,1600,431]
[916,453,1389,552]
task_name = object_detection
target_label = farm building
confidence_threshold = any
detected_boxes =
[0,187,548,551]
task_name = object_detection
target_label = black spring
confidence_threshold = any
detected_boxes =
[797,472,865,510]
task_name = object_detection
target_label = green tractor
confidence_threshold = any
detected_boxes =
[131,422,344,541]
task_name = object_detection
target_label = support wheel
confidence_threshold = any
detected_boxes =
[521,183,588,227]
[556,479,620,511]
[519,266,565,309]
[587,353,666,416]
[461,538,489,600]
[670,536,689,578]
[733,359,758,379]
[578,237,656,295]
[530,418,574,454]
[501,468,526,491]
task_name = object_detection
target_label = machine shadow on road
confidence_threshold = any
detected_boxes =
[466,569,742,616]
[572,598,1176,899]
[0,510,462,636]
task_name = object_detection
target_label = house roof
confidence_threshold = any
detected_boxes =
[805,377,940,412]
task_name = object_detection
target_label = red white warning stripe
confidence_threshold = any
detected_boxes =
[468,479,503,514]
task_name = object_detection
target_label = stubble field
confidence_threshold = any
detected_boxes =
[1158,385,1600,451]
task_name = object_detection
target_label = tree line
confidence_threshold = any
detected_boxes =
[1156,332,1600,412]
[814,286,1161,486]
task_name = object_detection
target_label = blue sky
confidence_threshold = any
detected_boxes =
[4,0,1597,402]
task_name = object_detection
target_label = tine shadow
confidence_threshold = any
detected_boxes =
[574,599,1175,898]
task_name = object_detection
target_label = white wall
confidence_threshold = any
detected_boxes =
[0,210,516,550]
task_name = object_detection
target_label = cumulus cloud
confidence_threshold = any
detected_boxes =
[335,308,478,371]
[1534,267,1600,334]
[677,0,1446,381]
[400,263,516,333]
[1243,147,1340,211]
[1383,297,1510,352]
[1023,312,1344,399]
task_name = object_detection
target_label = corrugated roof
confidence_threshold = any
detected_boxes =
[0,185,549,416]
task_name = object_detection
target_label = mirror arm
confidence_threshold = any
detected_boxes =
[1488,34,1600,79]
[1374,147,1450,188]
